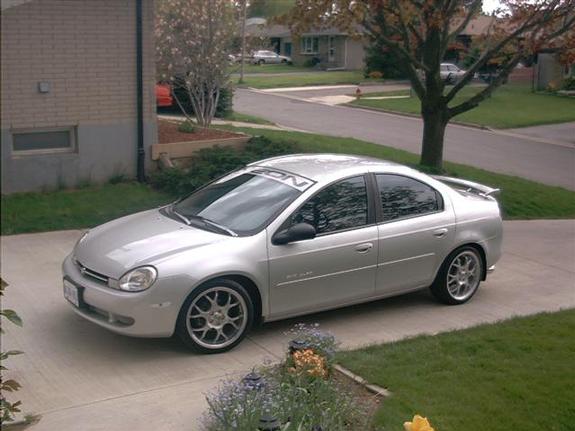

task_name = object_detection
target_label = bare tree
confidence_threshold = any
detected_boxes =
[156,0,236,128]
[283,0,575,170]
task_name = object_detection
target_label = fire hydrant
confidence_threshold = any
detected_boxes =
[355,86,363,100]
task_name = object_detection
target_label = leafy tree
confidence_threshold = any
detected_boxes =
[248,0,295,18]
[282,0,575,170]
[156,0,236,128]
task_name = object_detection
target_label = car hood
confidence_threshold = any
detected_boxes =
[73,209,226,278]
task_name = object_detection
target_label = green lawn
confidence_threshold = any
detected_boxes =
[1,182,174,235]
[222,111,275,125]
[338,310,575,431]
[231,63,313,74]
[239,70,379,89]
[351,84,575,128]
[227,126,575,220]
[3,126,574,235]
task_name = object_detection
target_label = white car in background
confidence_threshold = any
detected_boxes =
[251,50,292,65]
[440,63,467,84]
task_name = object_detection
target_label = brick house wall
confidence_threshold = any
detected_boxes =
[1,0,156,193]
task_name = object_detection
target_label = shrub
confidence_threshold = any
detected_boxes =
[177,121,196,134]
[215,85,234,118]
[368,70,384,80]
[562,76,575,91]
[0,278,24,425]
[150,136,299,196]
[303,57,321,68]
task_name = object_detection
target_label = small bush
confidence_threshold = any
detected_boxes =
[562,76,575,91]
[177,121,196,134]
[215,85,234,118]
[150,136,298,196]
[303,57,321,68]
[368,70,384,80]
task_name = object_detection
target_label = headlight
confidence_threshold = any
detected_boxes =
[117,266,157,292]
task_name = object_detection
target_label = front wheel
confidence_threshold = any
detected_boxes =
[430,246,484,305]
[175,279,253,353]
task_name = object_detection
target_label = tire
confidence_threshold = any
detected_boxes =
[430,246,484,305]
[258,59,265,65]
[175,278,254,353]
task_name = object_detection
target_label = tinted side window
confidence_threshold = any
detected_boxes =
[290,176,368,234]
[376,174,441,221]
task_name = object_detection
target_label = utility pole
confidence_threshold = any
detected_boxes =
[239,0,247,84]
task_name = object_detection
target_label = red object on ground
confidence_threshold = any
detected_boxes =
[156,83,173,107]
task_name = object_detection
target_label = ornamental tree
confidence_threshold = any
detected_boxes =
[282,0,575,170]
[156,0,236,128]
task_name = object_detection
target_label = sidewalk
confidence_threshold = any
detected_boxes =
[1,220,573,430]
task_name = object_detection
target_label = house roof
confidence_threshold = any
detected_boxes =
[249,15,497,39]
[457,15,497,36]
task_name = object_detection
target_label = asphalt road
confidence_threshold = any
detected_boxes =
[234,88,575,190]
[2,220,574,430]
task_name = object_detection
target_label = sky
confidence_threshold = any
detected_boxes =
[483,0,503,14]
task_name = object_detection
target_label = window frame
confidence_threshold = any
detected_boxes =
[373,173,445,225]
[11,126,77,156]
[300,36,319,55]
[275,174,377,239]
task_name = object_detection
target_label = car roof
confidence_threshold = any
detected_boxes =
[249,153,413,183]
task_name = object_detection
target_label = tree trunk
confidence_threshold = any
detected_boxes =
[420,104,448,171]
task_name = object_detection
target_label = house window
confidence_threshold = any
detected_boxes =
[300,37,319,54]
[12,127,76,155]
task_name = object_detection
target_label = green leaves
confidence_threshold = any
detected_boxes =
[0,277,25,425]
[0,310,23,329]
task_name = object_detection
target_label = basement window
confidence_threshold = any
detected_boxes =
[12,127,76,155]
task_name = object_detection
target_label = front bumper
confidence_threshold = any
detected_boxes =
[61,254,187,337]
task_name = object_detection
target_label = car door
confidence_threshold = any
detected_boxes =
[268,175,378,317]
[374,174,455,294]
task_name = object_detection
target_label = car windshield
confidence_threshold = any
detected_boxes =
[171,173,301,236]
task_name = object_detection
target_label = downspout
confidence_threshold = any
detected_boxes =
[136,0,145,182]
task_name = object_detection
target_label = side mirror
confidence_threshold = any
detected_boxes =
[272,223,316,245]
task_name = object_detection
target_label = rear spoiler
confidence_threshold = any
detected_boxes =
[431,175,500,198]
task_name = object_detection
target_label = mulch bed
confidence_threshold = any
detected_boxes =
[158,119,242,144]
[332,370,383,429]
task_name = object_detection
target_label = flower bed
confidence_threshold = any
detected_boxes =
[201,324,377,430]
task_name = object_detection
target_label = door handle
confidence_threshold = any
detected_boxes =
[433,228,448,238]
[355,243,373,253]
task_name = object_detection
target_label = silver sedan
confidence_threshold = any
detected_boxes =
[62,155,502,353]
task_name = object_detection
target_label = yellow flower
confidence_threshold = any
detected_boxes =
[403,415,435,431]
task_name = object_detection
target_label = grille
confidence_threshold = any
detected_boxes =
[75,259,109,284]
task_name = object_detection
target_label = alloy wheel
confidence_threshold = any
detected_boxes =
[186,286,247,350]
[446,250,481,301]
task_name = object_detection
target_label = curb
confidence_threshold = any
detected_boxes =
[343,103,490,130]
[333,364,391,398]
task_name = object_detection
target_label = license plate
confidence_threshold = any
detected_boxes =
[63,279,80,307]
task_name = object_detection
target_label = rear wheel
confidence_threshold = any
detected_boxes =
[175,279,253,353]
[430,246,483,305]
[258,59,265,65]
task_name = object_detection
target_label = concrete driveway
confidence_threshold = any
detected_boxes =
[1,220,574,430]
[235,89,575,190]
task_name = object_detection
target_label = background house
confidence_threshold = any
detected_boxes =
[247,20,366,70]
[1,0,156,193]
